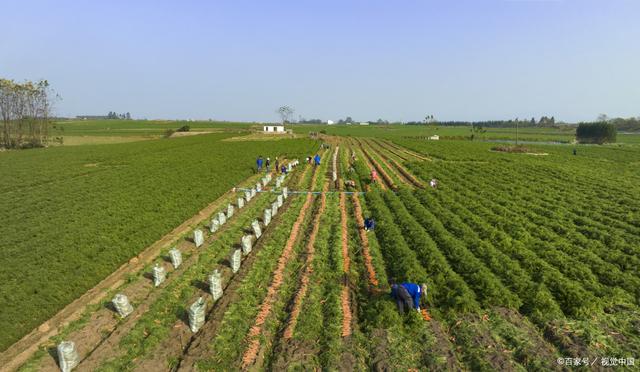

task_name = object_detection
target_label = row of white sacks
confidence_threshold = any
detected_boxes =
[56,161,298,371]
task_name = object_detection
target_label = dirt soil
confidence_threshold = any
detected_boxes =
[427,319,462,371]
[270,339,319,371]
[493,307,561,370]
[452,313,518,372]
[369,329,391,372]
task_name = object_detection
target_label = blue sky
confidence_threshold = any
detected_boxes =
[2,0,639,122]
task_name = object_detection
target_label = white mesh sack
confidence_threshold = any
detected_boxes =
[112,293,134,318]
[188,297,206,333]
[57,341,79,372]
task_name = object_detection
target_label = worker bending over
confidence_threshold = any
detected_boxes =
[364,217,375,232]
[390,282,427,314]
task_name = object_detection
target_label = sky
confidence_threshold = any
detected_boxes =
[2,0,639,123]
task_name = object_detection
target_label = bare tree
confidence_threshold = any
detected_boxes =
[276,106,294,124]
[0,78,57,149]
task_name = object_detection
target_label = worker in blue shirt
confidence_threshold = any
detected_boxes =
[390,282,427,314]
[256,156,264,172]
[364,217,375,232]
[314,154,321,166]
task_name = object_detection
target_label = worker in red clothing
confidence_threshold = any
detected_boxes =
[370,169,378,184]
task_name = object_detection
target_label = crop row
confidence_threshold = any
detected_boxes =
[430,164,640,305]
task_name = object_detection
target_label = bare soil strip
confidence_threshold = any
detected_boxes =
[339,192,352,337]
[0,167,273,372]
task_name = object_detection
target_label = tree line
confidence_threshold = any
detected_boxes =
[405,116,556,128]
[107,111,131,120]
[576,122,617,144]
[0,78,56,149]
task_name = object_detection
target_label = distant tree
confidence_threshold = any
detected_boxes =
[277,106,295,124]
[345,116,353,124]
[597,113,609,122]
[0,78,56,149]
[125,112,131,120]
[576,122,617,144]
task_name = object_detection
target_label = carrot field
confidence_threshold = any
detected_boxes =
[2,124,639,371]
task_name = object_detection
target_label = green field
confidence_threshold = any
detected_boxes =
[3,120,640,371]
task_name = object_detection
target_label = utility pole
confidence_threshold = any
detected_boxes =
[516,120,519,145]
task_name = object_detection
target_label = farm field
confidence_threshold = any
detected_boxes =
[0,132,316,352]
[2,123,640,371]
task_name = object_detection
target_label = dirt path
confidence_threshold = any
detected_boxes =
[1,168,273,372]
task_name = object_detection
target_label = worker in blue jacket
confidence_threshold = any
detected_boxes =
[314,153,321,166]
[256,156,264,172]
[364,217,375,232]
[390,282,427,314]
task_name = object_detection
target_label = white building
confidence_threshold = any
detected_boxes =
[327,120,335,125]
[359,122,370,126]
[429,134,440,140]
[263,125,286,133]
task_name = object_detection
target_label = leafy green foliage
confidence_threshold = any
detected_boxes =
[577,122,617,144]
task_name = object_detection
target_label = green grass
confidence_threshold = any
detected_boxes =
[52,119,254,137]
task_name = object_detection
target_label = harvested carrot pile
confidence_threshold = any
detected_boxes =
[339,192,352,337]
[421,309,432,321]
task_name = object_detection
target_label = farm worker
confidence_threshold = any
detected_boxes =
[281,165,287,174]
[266,158,271,172]
[306,156,311,164]
[573,148,577,156]
[344,180,356,190]
[314,154,321,166]
[370,169,378,183]
[275,157,280,173]
[430,178,438,189]
[390,282,427,314]
[257,156,264,172]
[364,217,375,232]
